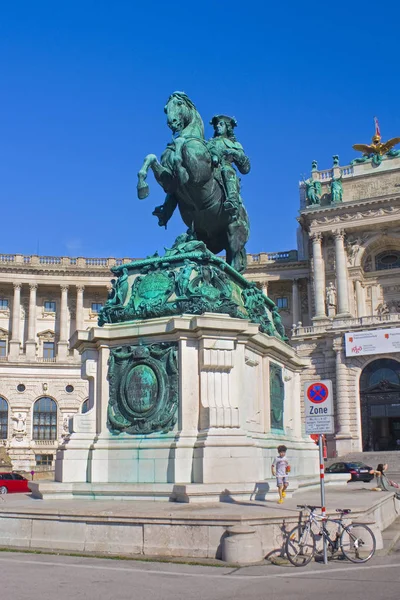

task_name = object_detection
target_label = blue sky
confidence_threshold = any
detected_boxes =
[1,1,399,259]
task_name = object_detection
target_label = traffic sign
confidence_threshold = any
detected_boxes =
[304,379,334,435]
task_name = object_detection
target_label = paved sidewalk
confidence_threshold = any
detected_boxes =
[0,481,395,521]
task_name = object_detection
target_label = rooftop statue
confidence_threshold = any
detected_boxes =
[352,117,400,166]
[303,177,321,206]
[137,92,250,273]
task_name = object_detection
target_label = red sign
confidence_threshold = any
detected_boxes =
[307,382,329,404]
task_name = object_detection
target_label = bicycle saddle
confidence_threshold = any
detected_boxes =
[336,508,351,514]
[297,505,321,511]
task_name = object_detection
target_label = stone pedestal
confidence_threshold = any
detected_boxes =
[56,313,318,494]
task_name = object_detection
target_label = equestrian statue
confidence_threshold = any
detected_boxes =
[137,92,251,273]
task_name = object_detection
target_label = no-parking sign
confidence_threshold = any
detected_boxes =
[304,380,335,434]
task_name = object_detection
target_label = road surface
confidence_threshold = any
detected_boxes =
[2,544,400,600]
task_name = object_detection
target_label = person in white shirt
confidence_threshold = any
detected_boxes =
[272,445,290,504]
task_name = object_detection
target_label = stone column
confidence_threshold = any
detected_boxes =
[334,339,352,454]
[76,285,85,331]
[261,281,269,297]
[371,285,379,315]
[333,230,350,317]
[26,283,38,360]
[9,283,22,360]
[311,233,326,319]
[292,279,300,325]
[355,280,365,318]
[57,285,69,360]
[306,278,313,323]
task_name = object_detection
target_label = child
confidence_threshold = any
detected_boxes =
[272,445,290,504]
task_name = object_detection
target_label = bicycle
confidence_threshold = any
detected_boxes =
[285,504,376,567]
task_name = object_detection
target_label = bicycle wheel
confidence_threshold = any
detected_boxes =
[340,524,376,563]
[285,524,316,567]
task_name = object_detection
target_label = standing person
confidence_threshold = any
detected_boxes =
[272,445,290,504]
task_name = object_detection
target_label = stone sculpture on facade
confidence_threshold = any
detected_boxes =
[326,282,337,317]
[304,178,321,206]
[137,92,250,273]
[330,175,343,204]
[12,412,26,436]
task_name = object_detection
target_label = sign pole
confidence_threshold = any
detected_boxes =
[319,434,328,565]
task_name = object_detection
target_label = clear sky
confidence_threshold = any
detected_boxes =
[1,1,399,259]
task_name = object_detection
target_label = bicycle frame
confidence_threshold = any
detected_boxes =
[299,508,348,554]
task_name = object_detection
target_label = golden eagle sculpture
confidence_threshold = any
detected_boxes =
[352,118,400,165]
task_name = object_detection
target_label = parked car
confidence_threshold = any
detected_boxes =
[325,461,374,482]
[0,473,30,494]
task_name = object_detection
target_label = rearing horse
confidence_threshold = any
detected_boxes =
[137,92,250,273]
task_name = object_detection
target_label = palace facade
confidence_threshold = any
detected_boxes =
[2,136,400,469]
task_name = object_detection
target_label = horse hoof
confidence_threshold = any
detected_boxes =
[137,182,150,200]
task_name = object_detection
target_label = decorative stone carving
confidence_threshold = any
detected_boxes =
[0,328,9,340]
[99,234,287,341]
[346,238,362,266]
[364,255,373,272]
[326,282,337,317]
[11,412,26,436]
[20,302,28,319]
[376,302,390,316]
[107,342,179,435]
[62,414,73,437]
[270,362,284,430]
[37,329,55,342]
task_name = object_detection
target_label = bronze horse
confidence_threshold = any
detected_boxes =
[137,92,250,273]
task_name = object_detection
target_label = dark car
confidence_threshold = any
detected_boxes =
[0,473,30,494]
[325,461,374,482]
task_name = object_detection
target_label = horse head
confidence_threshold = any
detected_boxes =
[164,92,204,138]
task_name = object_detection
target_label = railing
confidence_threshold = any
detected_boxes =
[247,250,298,265]
[319,169,333,180]
[0,254,136,269]
[36,357,57,363]
[85,258,108,267]
[0,254,15,262]
[292,313,400,338]
[40,256,62,264]
[32,440,56,446]
[341,166,354,177]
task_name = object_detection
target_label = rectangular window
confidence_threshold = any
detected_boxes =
[91,303,103,314]
[0,299,9,309]
[43,342,55,359]
[44,301,56,312]
[0,340,6,357]
[276,297,288,309]
[0,410,8,439]
[35,454,53,466]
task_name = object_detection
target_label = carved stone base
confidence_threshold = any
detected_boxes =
[53,314,318,490]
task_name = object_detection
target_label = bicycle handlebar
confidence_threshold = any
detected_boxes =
[296,504,322,511]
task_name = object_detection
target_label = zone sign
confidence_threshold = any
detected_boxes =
[304,380,333,416]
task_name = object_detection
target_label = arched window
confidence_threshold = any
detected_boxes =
[33,397,57,440]
[375,250,400,271]
[360,358,400,391]
[0,398,8,439]
[81,399,89,414]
